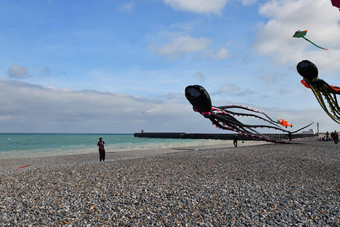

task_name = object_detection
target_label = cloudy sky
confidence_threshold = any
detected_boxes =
[0,0,339,133]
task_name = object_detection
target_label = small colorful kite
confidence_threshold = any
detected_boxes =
[278,119,292,128]
[293,30,328,50]
[297,60,340,124]
[331,0,340,11]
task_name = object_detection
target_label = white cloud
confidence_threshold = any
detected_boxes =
[260,74,278,84]
[236,88,254,97]
[151,35,231,59]
[0,79,213,133]
[152,35,212,58]
[0,79,336,133]
[0,115,13,121]
[169,22,194,32]
[8,65,28,78]
[211,84,255,101]
[163,0,229,14]
[239,0,257,6]
[215,84,240,94]
[193,72,205,81]
[120,2,135,11]
[253,0,340,73]
[211,46,230,59]
[42,67,51,76]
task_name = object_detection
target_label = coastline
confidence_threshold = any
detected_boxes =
[1,141,339,225]
[0,133,263,160]
[0,140,266,174]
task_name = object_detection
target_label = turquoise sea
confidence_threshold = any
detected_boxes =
[0,133,231,159]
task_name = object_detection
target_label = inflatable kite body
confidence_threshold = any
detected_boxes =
[185,85,313,144]
[297,60,340,124]
[293,30,328,50]
[331,0,340,11]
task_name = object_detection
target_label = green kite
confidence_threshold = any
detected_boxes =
[293,30,328,51]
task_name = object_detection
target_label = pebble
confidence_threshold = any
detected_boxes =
[0,141,339,225]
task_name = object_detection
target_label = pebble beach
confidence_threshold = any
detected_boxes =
[0,140,339,226]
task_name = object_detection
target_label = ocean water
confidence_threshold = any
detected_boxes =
[0,133,231,159]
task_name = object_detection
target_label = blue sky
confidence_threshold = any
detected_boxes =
[0,0,340,133]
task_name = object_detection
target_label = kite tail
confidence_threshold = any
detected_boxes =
[302,37,328,51]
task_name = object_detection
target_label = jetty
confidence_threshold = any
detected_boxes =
[134,132,317,140]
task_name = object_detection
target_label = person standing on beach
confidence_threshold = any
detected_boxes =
[332,130,339,144]
[233,134,238,148]
[97,137,106,161]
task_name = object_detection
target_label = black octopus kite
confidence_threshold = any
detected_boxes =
[185,85,313,144]
[297,60,340,124]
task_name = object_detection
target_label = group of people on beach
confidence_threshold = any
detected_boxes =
[321,131,339,144]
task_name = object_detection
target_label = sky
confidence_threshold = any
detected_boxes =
[0,0,339,133]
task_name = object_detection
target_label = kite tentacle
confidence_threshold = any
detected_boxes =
[211,116,297,143]
[212,106,283,129]
[306,80,340,123]
[212,107,312,135]
[210,117,286,143]
[213,106,296,132]
[185,85,313,144]
[218,105,278,123]
[221,110,281,127]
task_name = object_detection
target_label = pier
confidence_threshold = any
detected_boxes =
[134,132,317,140]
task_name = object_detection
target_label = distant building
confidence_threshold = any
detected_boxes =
[301,129,315,134]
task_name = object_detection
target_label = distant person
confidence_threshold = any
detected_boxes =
[233,134,238,148]
[332,130,339,144]
[97,137,106,161]
[326,131,329,140]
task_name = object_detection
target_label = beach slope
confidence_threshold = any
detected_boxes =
[0,141,339,225]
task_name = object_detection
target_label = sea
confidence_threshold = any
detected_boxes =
[0,133,231,159]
